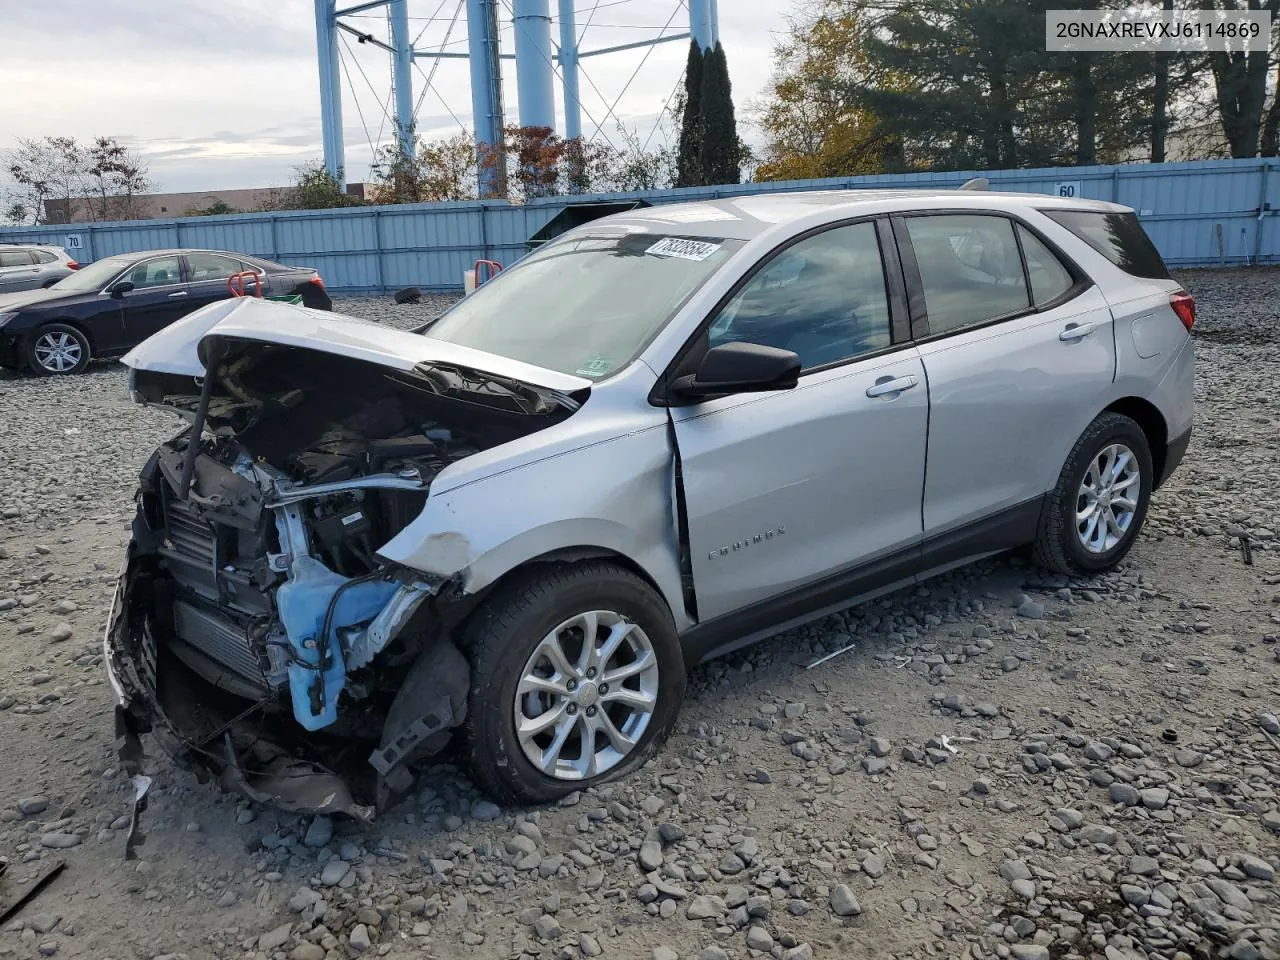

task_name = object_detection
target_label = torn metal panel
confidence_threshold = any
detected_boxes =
[125,775,151,861]
[220,735,375,822]
[347,581,435,672]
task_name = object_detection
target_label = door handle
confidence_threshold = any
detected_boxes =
[167,291,188,298]
[866,374,919,398]
[1059,321,1096,341]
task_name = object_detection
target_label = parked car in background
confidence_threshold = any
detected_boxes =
[106,189,1193,815]
[0,248,331,375]
[0,243,79,293]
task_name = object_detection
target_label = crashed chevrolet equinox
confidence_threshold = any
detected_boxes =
[105,190,1194,817]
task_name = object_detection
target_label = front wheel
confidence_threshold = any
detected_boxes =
[27,323,91,375]
[1034,412,1153,575]
[462,562,685,806]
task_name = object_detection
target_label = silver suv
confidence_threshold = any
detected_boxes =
[106,189,1193,816]
[0,243,78,292]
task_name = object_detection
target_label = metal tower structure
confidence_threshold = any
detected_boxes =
[313,0,721,198]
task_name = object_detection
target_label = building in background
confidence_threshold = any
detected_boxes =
[44,182,374,223]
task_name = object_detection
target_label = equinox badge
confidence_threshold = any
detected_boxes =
[709,526,786,560]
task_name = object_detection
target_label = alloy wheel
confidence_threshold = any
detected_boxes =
[514,610,659,780]
[1075,442,1141,554]
[33,331,83,373]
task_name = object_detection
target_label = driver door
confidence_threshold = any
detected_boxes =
[670,218,929,624]
[120,255,191,343]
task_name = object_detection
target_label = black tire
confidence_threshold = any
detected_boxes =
[26,323,91,376]
[461,561,685,806]
[1034,412,1153,575]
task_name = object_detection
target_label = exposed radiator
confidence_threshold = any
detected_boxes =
[172,599,267,689]
[159,489,220,602]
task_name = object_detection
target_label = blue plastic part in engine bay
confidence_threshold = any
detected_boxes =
[275,556,399,731]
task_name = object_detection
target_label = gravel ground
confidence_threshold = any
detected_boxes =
[0,275,1277,960]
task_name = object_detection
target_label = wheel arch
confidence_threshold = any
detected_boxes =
[1103,396,1169,489]
[433,542,678,646]
[31,317,97,350]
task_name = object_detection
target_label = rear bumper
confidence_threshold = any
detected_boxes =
[1157,425,1191,489]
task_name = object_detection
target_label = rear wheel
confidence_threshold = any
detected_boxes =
[1034,412,1153,575]
[462,561,685,806]
[27,323,91,375]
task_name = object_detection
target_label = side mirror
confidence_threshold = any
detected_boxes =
[109,280,135,298]
[671,342,801,400]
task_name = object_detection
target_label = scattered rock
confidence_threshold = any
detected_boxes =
[259,923,293,951]
[830,884,861,917]
[348,923,371,953]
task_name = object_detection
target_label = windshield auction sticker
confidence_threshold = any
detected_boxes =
[646,237,722,262]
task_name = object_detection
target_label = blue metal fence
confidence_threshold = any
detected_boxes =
[2,158,1275,293]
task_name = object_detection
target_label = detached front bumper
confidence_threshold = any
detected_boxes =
[103,542,376,821]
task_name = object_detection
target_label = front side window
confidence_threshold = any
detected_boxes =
[706,221,892,370]
[905,214,1030,334]
[426,233,742,380]
[187,253,247,282]
[126,256,182,289]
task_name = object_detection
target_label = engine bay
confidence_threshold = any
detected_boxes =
[111,339,578,810]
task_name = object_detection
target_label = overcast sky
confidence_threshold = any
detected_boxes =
[2,0,791,195]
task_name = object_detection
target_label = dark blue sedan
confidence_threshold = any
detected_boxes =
[0,248,331,375]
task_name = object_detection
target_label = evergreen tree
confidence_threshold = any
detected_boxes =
[675,40,706,187]
[699,43,742,185]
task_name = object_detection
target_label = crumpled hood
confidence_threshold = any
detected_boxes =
[120,296,592,395]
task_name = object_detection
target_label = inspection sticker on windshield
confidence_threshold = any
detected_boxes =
[645,237,721,262]
[575,357,613,377]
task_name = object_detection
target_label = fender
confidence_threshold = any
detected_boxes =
[376,420,694,633]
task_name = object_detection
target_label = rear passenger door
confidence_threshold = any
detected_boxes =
[183,253,260,312]
[895,212,1117,539]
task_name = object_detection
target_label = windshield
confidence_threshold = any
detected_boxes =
[425,232,743,379]
[49,256,132,293]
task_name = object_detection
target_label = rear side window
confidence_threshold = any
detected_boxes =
[1043,210,1170,279]
[0,250,33,267]
[33,250,59,263]
[904,214,1031,334]
[187,253,247,282]
[1016,225,1074,306]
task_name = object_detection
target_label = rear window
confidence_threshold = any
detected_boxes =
[1043,210,1170,280]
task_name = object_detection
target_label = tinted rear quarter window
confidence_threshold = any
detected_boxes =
[1044,210,1170,280]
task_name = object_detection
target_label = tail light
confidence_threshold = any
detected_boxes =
[308,275,325,289]
[66,260,79,270]
[1170,291,1195,331]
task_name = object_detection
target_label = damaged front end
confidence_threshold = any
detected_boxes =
[105,308,586,818]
